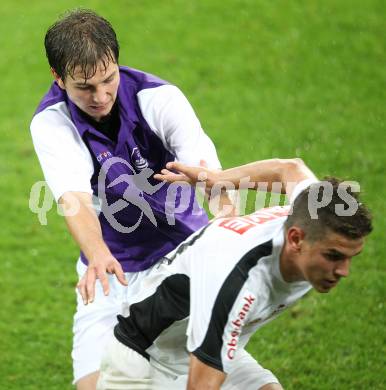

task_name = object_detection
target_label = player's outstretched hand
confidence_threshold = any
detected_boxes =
[154,160,220,187]
[76,255,128,305]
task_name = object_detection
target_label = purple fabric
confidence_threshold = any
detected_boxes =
[34,66,209,272]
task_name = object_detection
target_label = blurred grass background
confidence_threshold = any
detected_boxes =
[0,0,385,389]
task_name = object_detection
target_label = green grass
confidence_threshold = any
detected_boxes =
[1,0,385,389]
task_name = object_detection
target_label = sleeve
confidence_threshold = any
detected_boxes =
[137,85,222,169]
[289,178,320,204]
[30,107,94,202]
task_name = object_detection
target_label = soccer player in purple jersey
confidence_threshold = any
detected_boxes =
[31,9,237,390]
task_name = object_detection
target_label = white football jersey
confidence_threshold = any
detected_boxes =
[115,201,312,376]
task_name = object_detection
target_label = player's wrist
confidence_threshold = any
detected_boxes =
[86,245,114,265]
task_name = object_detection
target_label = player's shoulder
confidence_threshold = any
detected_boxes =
[31,101,72,129]
[211,206,289,240]
[30,101,82,148]
[137,83,184,105]
[119,65,171,91]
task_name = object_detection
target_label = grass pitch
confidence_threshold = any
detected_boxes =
[0,1,385,389]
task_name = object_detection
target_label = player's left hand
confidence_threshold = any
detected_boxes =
[77,255,127,305]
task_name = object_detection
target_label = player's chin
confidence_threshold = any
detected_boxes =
[314,280,338,293]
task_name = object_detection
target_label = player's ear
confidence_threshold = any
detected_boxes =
[286,226,305,252]
[51,68,65,89]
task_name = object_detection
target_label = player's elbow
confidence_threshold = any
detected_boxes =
[270,158,309,193]
[285,157,306,172]
[281,158,307,178]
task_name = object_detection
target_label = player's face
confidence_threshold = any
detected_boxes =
[298,232,364,293]
[56,59,120,121]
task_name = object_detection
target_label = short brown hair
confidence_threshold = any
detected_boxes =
[44,8,119,80]
[285,177,373,241]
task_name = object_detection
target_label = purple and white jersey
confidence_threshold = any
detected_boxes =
[30,67,221,272]
[114,201,312,377]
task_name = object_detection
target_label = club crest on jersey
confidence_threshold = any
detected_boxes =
[131,147,149,171]
[97,150,113,162]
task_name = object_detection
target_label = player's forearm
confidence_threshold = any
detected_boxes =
[187,382,221,390]
[218,158,316,193]
[208,190,237,218]
[59,192,112,263]
[187,355,225,390]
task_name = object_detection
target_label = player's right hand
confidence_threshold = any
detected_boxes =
[76,256,128,305]
[154,160,219,188]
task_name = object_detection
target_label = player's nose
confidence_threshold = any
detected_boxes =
[334,258,351,278]
[92,86,109,104]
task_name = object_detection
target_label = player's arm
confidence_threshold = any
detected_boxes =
[154,158,317,200]
[196,160,237,218]
[187,355,226,390]
[59,191,127,304]
[31,111,128,304]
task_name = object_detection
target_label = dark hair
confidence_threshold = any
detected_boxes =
[44,9,119,80]
[285,177,373,241]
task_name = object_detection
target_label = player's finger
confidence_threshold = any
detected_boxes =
[153,169,174,180]
[85,268,97,303]
[165,162,206,182]
[199,159,208,168]
[153,173,168,181]
[77,278,88,305]
[97,270,110,296]
[112,263,128,286]
[154,172,190,183]
[165,161,189,172]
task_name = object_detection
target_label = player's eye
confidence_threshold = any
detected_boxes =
[324,252,344,261]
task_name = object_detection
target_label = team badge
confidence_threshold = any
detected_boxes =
[131,147,149,171]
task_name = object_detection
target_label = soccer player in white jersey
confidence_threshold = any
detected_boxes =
[96,158,372,390]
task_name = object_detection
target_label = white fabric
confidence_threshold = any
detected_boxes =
[97,337,278,390]
[137,85,220,167]
[289,178,318,203]
[72,259,155,384]
[30,85,221,202]
[30,102,94,201]
[97,336,152,390]
[187,209,311,374]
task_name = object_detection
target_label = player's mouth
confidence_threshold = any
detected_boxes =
[323,279,339,288]
[89,104,108,112]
